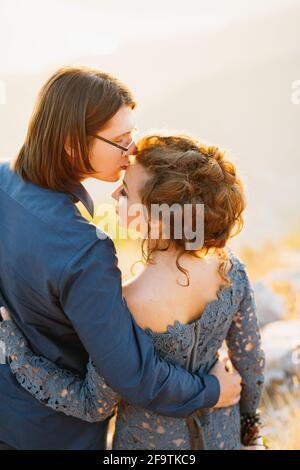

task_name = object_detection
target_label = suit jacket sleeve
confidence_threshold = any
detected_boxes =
[58,235,220,418]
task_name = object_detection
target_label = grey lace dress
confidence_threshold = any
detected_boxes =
[0,252,265,450]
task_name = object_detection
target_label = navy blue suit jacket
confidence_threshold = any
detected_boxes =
[0,162,219,449]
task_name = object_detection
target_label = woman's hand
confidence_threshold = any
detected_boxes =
[0,306,29,367]
[0,306,12,322]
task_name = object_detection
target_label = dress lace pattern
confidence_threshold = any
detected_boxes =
[0,251,265,450]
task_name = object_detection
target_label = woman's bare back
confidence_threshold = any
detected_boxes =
[123,252,233,333]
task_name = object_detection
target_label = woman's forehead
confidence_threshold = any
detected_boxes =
[124,161,148,186]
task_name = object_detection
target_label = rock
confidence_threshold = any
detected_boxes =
[265,268,300,317]
[266,268,300,291]
[261,320,300,387]
[253,281,286,327]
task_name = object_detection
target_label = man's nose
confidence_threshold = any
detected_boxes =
[124,141,137,157]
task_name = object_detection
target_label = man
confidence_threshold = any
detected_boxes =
[0,67,241,449]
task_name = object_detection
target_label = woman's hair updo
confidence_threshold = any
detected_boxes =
[134,133,246,286]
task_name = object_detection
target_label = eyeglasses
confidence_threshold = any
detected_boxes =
[91,134,134,152]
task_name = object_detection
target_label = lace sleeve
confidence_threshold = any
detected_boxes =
[225,266,265,416]
[0,319,120,423]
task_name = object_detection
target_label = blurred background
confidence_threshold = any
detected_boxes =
[0,0,300,450]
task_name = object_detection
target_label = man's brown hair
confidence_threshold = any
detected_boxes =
[13,66,136,191]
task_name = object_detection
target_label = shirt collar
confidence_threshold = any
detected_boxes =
[69,183,94,218]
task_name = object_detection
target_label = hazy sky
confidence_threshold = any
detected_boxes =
[1,0,300,73]
[1,0,299,247]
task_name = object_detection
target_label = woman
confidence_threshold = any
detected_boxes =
[0,133,265,449]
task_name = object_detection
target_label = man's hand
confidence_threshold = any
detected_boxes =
[210,357,242,408]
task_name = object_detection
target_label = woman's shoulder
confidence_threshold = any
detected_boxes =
[227,249,247,273]
[226,249,252,299]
